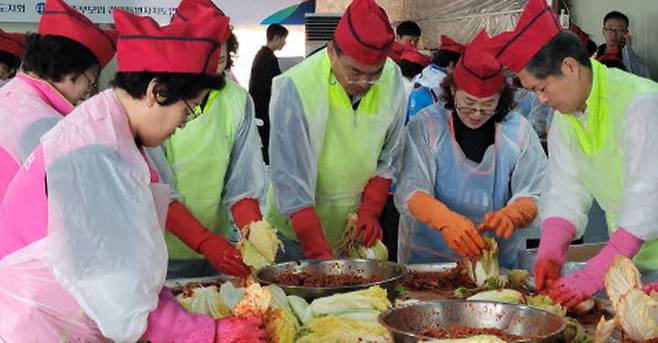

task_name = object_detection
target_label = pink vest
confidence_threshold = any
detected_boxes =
[0,74,73,201]
[0,90,173,342]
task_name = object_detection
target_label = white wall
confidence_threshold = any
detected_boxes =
[231,25,305,87]
[570,0,658,80]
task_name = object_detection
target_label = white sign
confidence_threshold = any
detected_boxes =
[0,0,309,24]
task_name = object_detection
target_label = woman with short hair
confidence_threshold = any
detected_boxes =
[396,31,547,267]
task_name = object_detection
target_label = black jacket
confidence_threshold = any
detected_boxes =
[249,46,281,123]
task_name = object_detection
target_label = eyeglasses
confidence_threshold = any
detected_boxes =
[81,72,99,98]
[183,100,201,123]
[334,57,381,86]
[456,106,496,117]
[603,27,628,34]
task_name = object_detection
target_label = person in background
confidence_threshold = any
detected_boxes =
[595,10,649,77]
[0,0,116,204]
[406,35,464,122]
[0,8,265,342]
[162,0,266,279]
[249,23,288,164]
[266,0,406,261]
[0,30,25,86]
[491,0,658,309]
[396,20,422,48]
[396,30,545,266]
[398,47,431,97]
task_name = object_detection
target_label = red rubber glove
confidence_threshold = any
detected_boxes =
[407,191,486,259]
[356,176,392,247]
[166,201,250,277]
[290,207,333,259]
[479,197,537,239]
[546,228,643,309]
[230,198,262,230]
[534,217,576,290]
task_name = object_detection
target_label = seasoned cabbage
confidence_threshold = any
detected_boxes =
[334,213,389,261]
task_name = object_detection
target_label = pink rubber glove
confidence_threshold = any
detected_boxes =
[534,217,576,290]
[142,288,216,343]
[547,228,644,309]
[216,315,266,343]
[642,282,658,295]
[142,289,266,343]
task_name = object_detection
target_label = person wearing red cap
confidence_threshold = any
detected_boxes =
[266,0,406,261]
[0,8,264,342]
[491,0,658,309]
[398,46,432,97]
[159,0,268,279]
[0,0,116,203]
[0,30,25,85]
[406,34,465,121]
[395,30,546,266]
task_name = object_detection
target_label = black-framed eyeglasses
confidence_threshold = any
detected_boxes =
[81,72,98,90]
[603,27,628,34]
[456,106,496,117]
[80,72,99,99]
[184,100,200,123]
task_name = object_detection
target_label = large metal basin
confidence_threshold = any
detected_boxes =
[379,300,566,343]
[255,258,406,301]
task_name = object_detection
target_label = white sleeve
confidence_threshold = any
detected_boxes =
[617,94,658,241]
[394,110,438,214]
[540,115,593,238]
[509,119,547,202]
[222,95,267,207]
[269,76,317,215]
[46,146,166,342]
[375,79,407,182]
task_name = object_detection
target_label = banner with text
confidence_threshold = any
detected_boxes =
[0,0,314,24]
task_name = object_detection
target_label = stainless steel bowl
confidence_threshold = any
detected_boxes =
[255,258,406,301]
[379,300,566,343]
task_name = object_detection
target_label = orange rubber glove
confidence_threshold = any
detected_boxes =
[230,198,262,230]
[407,191,486,259]
[479,197,538,239]
[356,176,392,247]
[166,201,251,277]
[290,207,333,260]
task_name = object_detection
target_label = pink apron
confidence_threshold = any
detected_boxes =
[0,89,169,342]
[0,74,73,201]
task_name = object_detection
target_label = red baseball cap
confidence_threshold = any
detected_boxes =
[491,0,562,72]
[114,9,228,74]
[439,35,465,54]
[38,0,117,67]
[333,0,394,65]
[0,30,25,58]
[453,30,505,98]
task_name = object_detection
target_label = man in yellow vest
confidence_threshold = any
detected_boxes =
[266,0,406,260]
[491,0,658,308]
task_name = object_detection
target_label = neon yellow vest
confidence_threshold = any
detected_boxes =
[266,49,401,246]
[163,80,247,259]
[559,59,658,270]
